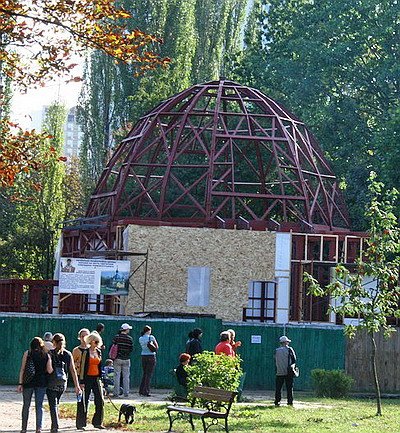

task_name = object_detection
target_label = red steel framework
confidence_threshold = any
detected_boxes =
[85,79,350,232]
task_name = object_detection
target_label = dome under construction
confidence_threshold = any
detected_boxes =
[86,79,349,232]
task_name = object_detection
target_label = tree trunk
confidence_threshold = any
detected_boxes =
[370,333,382,416]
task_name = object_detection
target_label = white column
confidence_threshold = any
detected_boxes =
[275,233,291,323]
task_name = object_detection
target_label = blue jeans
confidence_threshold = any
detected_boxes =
[114,358,131,396]
[47,388,64,431]
[22,386,46,431]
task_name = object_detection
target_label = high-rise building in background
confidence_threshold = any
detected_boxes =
[63,106,83,159]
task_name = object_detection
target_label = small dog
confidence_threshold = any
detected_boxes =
[118,403,136,424]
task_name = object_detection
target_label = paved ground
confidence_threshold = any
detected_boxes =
[0,385,308,432]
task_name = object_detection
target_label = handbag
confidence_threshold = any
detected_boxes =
[109,343,118,360]
[288,364,300,378]
[287,347,299,378]
[147,336,157,353]
[23,351,36,384]
[48,351,68,388]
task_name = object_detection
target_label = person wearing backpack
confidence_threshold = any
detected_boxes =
[47,333,81,433]
[112,323,133,398]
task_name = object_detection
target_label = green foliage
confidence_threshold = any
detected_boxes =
[306,173,400,338]
[305,173,400,415]
[0,101,67,279]
[232,0,400,230]
[185,351,243,395]
[311,369,354,398]
[78,0,250,192]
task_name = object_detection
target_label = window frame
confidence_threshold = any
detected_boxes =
[243,280,277,322]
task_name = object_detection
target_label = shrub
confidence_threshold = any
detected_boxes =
[311,369,354,398]
[185,351,243,396]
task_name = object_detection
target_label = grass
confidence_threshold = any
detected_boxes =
[59,396,400,433]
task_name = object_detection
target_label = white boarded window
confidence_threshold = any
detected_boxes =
[187,267,210,306]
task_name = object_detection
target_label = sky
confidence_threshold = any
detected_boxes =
[11,78,83,130]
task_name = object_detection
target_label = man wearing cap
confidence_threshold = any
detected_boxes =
[274,335,297,406]
[112,323,133,397]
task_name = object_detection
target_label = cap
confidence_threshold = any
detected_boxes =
[279,335,291,343]
[121,323,132,330]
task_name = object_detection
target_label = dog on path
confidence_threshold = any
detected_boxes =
[118,403,136,424]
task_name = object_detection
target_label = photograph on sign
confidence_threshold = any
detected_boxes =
[59,258,131,295]
[100,262,130,295]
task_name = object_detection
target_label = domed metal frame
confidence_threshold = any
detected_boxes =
[86,79,349,231]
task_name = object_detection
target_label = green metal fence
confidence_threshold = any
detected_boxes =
[0,314,345,391]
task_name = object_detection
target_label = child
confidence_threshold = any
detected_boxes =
[175,353,191,388]
[102,358,115,395]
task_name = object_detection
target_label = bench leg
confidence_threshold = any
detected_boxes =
[189,414,195,430]
[167,410,174,432]
[201,416,207,433]
[224,417,229,433]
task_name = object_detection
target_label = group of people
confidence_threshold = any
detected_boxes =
[178,328,298,406]
[17,322,159,433]
[174,327,242,389]
[18,323,297,432]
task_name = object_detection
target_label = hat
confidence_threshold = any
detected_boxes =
[121,323,132,330]
[279,335,291,343]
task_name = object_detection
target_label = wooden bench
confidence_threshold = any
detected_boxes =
[167,386,237,433]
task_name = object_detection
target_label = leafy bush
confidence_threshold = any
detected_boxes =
[311,369,354,398]
[185,351,243,396]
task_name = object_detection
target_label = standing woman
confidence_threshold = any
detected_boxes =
[47,333,81,433]
[76,332,105,430]
[138,325,158,397]
[72,328,89,430]
[17,337,53,433]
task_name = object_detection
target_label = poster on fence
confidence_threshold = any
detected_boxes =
[59,258,131,295]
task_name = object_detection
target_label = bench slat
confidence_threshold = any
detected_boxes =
[167,406,208,416]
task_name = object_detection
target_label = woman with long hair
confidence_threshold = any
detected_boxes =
[138,325,158,397]
[76,332,105,430]
[47,333,81,433]
[17,337,53,433]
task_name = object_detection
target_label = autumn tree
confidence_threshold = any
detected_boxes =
[0,0,168,189]
[305,173,400,416]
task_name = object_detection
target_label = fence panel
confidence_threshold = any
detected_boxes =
[346,330,400,392]
[227,323,345,390]
[1,314,345,391]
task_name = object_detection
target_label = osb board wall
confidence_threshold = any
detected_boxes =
[346,330,400,392]
[125,225,276,322]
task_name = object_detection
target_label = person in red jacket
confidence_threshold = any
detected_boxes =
[214,332,235,356]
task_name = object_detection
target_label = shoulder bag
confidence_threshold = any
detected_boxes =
[23,351,36,384]
[147,336,157,353]
[287,347,299,378]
